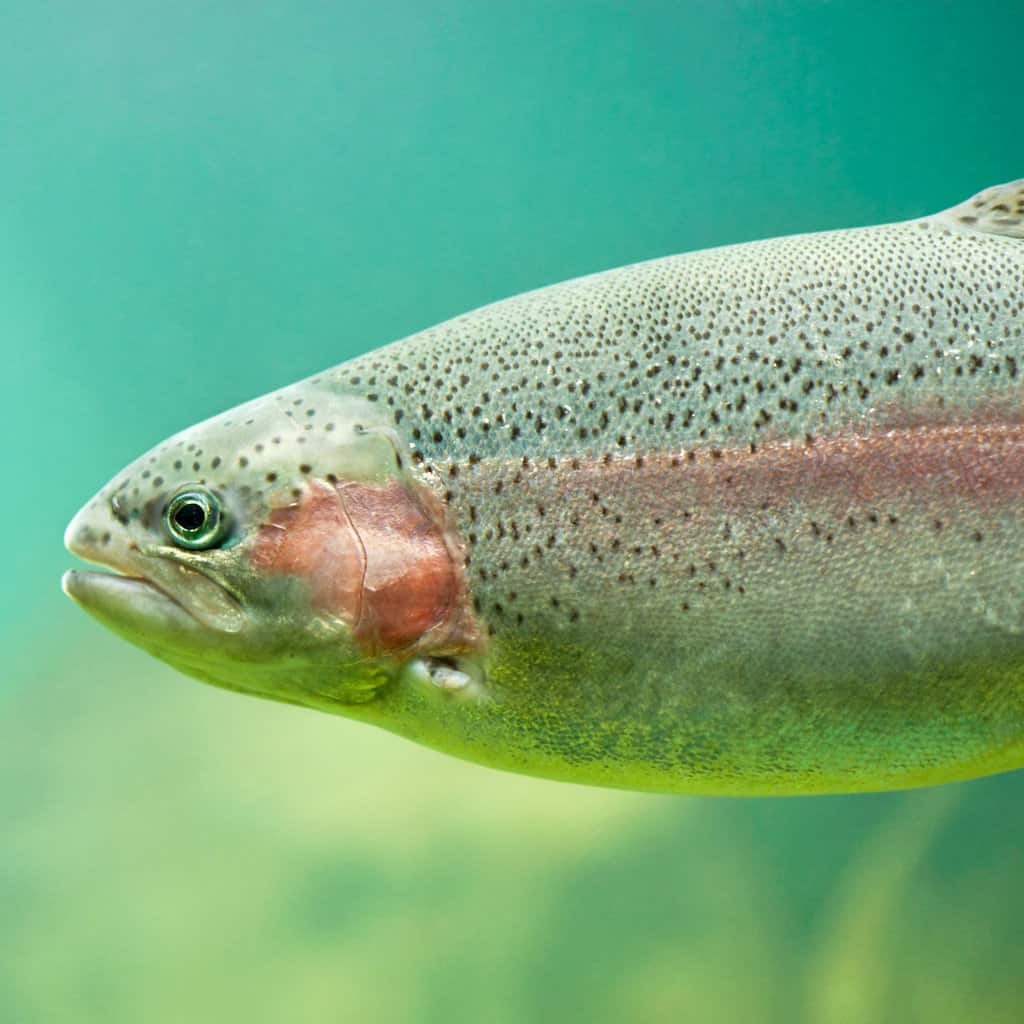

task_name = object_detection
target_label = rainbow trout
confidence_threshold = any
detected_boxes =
[64,181,1024,795]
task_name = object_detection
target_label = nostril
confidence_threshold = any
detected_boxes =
[110,493,129,524]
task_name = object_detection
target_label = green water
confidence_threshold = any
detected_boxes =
[4,2,1023,1020]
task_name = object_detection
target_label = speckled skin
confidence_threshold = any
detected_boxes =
[65,182,1024,794]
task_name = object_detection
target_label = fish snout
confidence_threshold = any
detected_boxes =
[65,504,107,561]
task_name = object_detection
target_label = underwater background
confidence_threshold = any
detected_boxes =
[5,2,1024,1020]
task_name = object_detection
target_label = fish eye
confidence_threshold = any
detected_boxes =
[163,487,227,549]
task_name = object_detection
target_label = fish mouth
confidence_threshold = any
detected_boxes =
[62,568,204,635]
[63,512,244,635]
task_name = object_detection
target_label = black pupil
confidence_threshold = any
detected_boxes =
[174,501,207,532]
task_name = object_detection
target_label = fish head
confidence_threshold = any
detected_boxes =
[63,380,480,711]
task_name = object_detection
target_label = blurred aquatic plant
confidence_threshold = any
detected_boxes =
[2,624,1023,1023]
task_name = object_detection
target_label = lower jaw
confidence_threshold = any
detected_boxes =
[62,569,204,637]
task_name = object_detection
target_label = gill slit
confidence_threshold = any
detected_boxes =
[335,486,368,638]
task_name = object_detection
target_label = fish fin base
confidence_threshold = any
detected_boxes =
[929,179,1024,238]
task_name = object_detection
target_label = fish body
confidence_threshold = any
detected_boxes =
[65,181,1024,794]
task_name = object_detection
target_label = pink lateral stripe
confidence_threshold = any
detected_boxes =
[482,423,1024,515]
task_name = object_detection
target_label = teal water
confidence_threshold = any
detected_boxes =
[4,2,1024,1020]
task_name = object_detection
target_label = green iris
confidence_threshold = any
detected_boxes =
[163,488,227,549]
